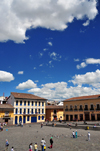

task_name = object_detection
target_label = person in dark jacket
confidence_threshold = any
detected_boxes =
[50,137,53,148]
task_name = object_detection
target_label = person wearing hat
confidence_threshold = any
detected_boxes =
[50,137,53,148]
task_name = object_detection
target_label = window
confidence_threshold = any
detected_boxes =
[27,116,30,121]
[39,102,40,106]
[24,108,26,114]
[20,101,22,106]
[32,101,33,106]
[97,104,100,110]
[24,101,26,106]
[85,105,88,110]
[42,116,44,120]
[38,116,40,120]
[35,102,37,106]
[38,109,40,114]
[31,109,33,114]
[20,108,22,114]
[42,109,44,114]
[42,102,44,106]
[16,100,18,106]
[28,109,30,114]
[35,109,37,114]
[70,105,73,110]
[28,101,30,106]
[90,104,94,110]
[80,105,83,110]
[74,105,77,110]
[54,110,56,114]
[15,108,18,114]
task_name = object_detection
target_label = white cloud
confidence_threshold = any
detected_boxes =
[49,52,62,61]
[83,20,90,26]
[28,81,100,101]
[86,58,100,64]
[35,80,39,83]
[43,48,48,51]
[0,0,98,43]
[0,70,14,82]
[74,58,80,62]
[76,62,87,69]
[33,67,36,70]
[69,69,100,87]
[48,42,52,46]
[16,79,37,90]
[76,58,100,69]
[39,64,43,67]
[18,71,24,74]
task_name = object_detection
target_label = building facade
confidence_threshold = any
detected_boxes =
[46,105,64,121]
[63,94,100,121]
[7,92,47,125]
[0,104,14,125]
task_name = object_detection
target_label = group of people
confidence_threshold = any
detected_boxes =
[29,137,53,151]
[72,130,91,141]
[0,122,6,131]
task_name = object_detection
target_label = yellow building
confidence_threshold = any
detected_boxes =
[0,104,14,125]
[46,105,64,121]
[63,94,100,121]
[7,92,47,125]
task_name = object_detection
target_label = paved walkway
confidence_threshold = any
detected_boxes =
[0,123,100,151]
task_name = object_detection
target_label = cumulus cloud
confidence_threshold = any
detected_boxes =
[0,0,98,43]
[18,71,24,74]
[0,70,14,82]
[49,52,62,61]
[28,81,100,101]
[16,79,37,90]
[83,20,90,26]
[76,62,87,69]
[48,42,52,46]
[86,58,100,64]
[39,64,43,67]
[74,58,80,62]
[69,69,100,87]
[76,58,100,69]
[33,67,36,69]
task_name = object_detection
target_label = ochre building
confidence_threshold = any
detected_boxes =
[46,105,63,121]
[63,94,100,121]
[7,92,47,124]
[0,104,14,125]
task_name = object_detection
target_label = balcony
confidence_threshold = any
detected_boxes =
[96,108,100,111]
[84,108,88,111]
[65,109,68,111]
[79,109,83,111]
[74,109,78,111]
[69,109,73,111]
[90,108,94,111]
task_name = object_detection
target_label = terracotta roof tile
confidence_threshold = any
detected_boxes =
[11,92,47,100]
[46,105,63,109]
[0,104,14,109]
[63,94,100,102]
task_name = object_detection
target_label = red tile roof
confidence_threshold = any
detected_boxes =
[11,92,47,100]
[0,104,14,109]
[46,105,63,109]
[63,94,100,102]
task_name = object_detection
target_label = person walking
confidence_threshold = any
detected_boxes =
[29,143,33,151]
[75,130,77,138]
[5,139,9,151]
[50,137,53,148]
[72,131,75,138]
[87,132,90,141]
[11,146,14,151]
[34,143,38,151]
[41,138,46,151]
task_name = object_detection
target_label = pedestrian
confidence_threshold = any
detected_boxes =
[50,137,53,148]
[72,131,75,138]
[44,143,46,151]
[5,139,9,151]
[41,138,46,151]
[87,132,90,141]
[11,146,14,151]
[29,143,33,151]
[34,143,38,151]
[75,130,77,138]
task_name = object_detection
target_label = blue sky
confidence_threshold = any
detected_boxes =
[0,0,100,101]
